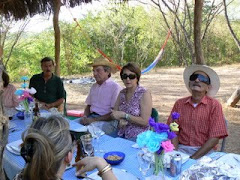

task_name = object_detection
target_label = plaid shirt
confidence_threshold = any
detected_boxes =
[167,96,228,147]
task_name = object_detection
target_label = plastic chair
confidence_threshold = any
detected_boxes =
[63,90,67,116]
[220,117,228,152]
[151,108,159,122]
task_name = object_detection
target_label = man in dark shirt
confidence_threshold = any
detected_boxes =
[29,57,65,111]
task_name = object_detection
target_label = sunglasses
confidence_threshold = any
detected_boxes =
[189,74,210,85]
[121,74,136,80]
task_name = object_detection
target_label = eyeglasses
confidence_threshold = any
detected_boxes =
[121,74,136,80]
[189,74,210,85]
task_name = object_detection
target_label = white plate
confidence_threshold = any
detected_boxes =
[6,139,23,155]
[9,121,16,130]
[83,168,137,180]
[69,123,88,132]
[40,112,51,118]
[15,105,25,111]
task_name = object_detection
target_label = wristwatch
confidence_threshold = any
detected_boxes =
[125,113,130,121]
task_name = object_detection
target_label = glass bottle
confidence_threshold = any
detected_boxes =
[75,139,87,178]
[32,102,40,122]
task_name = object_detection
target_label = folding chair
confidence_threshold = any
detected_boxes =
[220,117,228,152]
[151,108,159,123]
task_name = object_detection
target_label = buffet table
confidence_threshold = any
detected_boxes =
[3,116,239,180]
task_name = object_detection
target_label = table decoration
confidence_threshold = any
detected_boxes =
[136,115,179,177]
[15,76,36,125]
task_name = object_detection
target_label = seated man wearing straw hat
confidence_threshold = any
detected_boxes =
[79,57,122,135]
[167,64,228,159]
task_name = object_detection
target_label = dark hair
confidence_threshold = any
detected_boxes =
[103,65,111,78]
[2,71,9,87]
[41,57,54,65]
[120,63,141,84]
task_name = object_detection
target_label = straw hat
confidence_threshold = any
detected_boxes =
[89,57,118,74]
[183,64,220,97]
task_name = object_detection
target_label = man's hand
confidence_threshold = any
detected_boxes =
[41,103,53,110]
[80,117,96,125]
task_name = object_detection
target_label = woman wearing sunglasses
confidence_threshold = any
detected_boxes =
[111,63,152,141]
[14,115,116,180]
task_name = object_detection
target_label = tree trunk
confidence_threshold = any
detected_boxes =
[0,46,3,65]
[223,0,240,52]
[226,86,240,107]
[194,0,205,64]
[53,0,61,76]
[0,67,8,180]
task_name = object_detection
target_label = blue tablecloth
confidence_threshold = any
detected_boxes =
[3,117,226,180]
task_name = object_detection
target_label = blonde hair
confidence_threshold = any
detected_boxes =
[21,115,72,180]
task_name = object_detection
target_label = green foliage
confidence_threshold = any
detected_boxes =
[2,3,240,81]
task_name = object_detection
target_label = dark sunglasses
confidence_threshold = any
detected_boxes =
[121,74,136,80]
[189,74,210,85]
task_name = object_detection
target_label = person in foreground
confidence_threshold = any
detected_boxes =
[2,70,19,119]
[79,57,122,135]
[111,63,152,141]
[167,64,228,159]
[29,57,65,112]
[14,115,116,180]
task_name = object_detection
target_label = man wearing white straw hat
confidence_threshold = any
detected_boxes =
[78,57,122,135]
[167,64,228,159]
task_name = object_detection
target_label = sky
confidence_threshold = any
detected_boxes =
[23,1,107,33]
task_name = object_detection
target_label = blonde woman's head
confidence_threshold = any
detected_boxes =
[21,115,73,180]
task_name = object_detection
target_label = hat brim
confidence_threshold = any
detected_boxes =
[183,64,220,97]
[88,61,118,74]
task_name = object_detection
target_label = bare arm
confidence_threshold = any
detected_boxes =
[84,105,91,117]
[113,94,120,111]
[111,90,152,126]
[171,136,179,150]
[190,137,219,159]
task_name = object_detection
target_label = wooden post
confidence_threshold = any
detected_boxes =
[0,67,8,180]
[227,87,240,107]
[194,0,205,64]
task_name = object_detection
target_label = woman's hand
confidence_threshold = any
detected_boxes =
[118,119,128,128]
[73,157,108,176]
[111,110,125,120]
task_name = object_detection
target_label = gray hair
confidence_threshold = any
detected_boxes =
[21,115,72,180]
[103,65,111,78]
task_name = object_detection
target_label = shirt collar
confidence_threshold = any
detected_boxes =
[184,95,208,105]
[41,72,54,80]
[97,77,111,86]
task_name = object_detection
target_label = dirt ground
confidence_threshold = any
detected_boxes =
[64,64,240,154]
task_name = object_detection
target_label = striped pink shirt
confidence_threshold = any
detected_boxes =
[3,84,19,108]
[167,96,228,147]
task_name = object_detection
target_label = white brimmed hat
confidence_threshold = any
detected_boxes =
[88,57,118,74]
[183,64,220,97]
